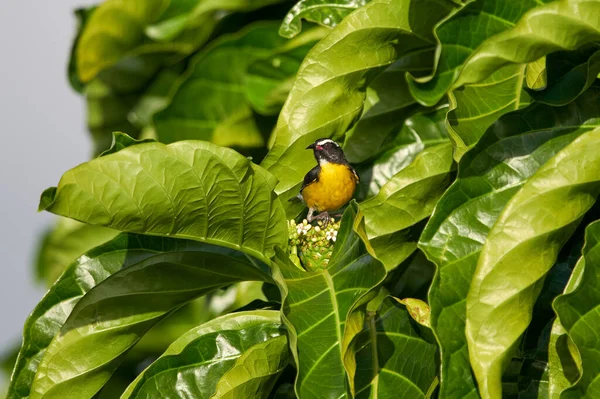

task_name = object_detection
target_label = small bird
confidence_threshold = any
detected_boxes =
[297,138,359,223]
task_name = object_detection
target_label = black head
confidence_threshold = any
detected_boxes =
[306,138,347,164]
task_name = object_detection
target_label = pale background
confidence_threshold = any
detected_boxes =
[0,0,97,364]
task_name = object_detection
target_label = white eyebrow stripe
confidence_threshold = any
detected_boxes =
[316,139,338,147]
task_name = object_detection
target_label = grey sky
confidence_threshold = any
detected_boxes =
[0,0,97,360]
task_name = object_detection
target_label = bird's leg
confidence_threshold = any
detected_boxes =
[306,207,316,223]
[314,211,332,226]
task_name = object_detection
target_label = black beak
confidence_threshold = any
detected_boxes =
[306,143,316,150]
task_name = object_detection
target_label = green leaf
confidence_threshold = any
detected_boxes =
[419,87,600,399]
[39,136,287,264]
[466,128,600,399]
[554,221,600,398]
[121,310,289,399]
[342,55,436,165]
[447,63,531,161]
[246,28,327,116]
[525,56,547,91]
[529,46,600,107]
[354,105,449,200]
[36,217,119,286]
[279,0,372,39]
[27,235,272,399]
[260,0,456,216]
[353,297,438,398]
[10,234,269,399]
[153,22,287,146]
[271,203,387,398]
[361,142,455,269]
[68,6,96,93]
[408,0,600,106]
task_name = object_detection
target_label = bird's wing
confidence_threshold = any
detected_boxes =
[347,164,359,183]
[301,165,320,191]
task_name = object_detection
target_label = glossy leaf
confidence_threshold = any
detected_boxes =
[271,203,387,398]
[260,0,456,216]
[354,105,449,200]
[466,128,600,399]
[409,0,600,106]
[39,134,287,264]
[529,46,600,107]
[122,311,289,399]
[447,64,531,160]
[36,218,118,286]
[246,28,327,116]
[27,235,272,399]
[554,221,600,398]
[361,142,455,269]
[154,23,287,145]
[279,0,372,38]
[353,297,438,398]
[10,234,269,399]
[419,87,600,399]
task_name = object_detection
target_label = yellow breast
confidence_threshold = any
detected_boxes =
[301,162,357,212]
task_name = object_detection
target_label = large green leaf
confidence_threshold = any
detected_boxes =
[9,234,269,399]
[39,134,287,264]
[279,0,372,38]
[554,221,600,398]
[36,217,118,286]
[360,142,454,269]
[260,0,456,216]
[408,0,600,106]
[271,203,387,398]
[465,128,600,399]
[354,105,449,200]
[153,22,288,146]
[419,87,600,399]
[529,46,600,107]
[246,28,327,116]
[27,235,272,399]
[447,63,531,160]
[353,297,438,398]
[121,310,288,399]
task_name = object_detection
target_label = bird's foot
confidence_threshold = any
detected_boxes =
[313,211,332,226]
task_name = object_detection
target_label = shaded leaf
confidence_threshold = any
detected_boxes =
[121,311,289,399]
[27,235,272,399]
[361,143,455,269]
[154,23,289,146]
[260,0,456,217]
[39,135,287,264]
[353,297,438,398]
[246,28,327,116]
[343,56,436,165]
[36,218,118,286]
[419,87,600,399]
[554,221,600,398]
[354,105,449,200]
[68,6,96,93]
[271,203,387,398]
[447,64,531,161]
[408,0,600,106]
[279,0,372,38]
[529,46,600,107]
[466,128,600,398]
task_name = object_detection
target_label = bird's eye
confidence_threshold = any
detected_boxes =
[324,142,332,149]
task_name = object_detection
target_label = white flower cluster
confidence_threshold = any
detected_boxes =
[295,219,312,235]
[325,228,338,242]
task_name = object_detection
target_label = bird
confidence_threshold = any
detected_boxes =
[296,138,359,223]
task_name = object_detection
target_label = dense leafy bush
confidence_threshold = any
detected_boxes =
[4,0,600,398]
